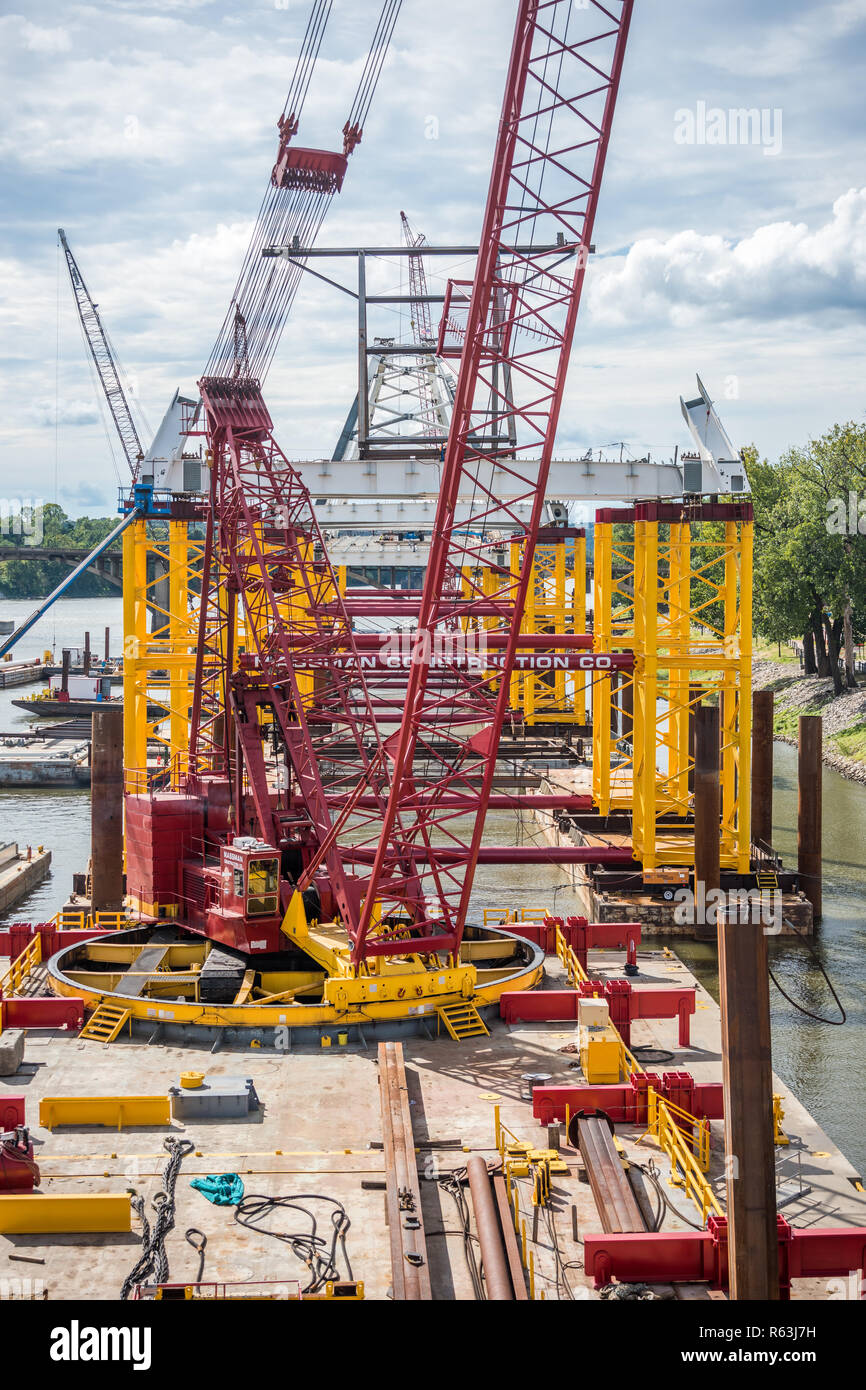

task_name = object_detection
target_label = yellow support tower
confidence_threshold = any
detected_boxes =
[593,500,753,874]
[123,514,204,791]
[483,529,588,726]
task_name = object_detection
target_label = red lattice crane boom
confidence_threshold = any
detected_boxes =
[180,0,632,971]
[350,0,635,962]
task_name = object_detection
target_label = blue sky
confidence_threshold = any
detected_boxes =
[1,0,865,513]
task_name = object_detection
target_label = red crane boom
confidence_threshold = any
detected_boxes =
[350,0,635,962]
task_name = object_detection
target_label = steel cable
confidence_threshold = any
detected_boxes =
[233,1193,352,1294]
[120,1136,196,1299]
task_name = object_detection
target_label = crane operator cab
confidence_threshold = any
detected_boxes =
[215,838,283,952]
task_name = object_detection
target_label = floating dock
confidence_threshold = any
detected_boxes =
[0,842,51,914]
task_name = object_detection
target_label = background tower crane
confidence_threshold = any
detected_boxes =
[58,228,145,480]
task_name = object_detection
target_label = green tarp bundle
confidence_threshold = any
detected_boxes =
[190,1173,245,1206]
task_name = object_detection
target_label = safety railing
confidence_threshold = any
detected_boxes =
[482,906,551,928]
[554,922,589,986]
[616,1036,645,1080]
[644,1087,721,1224]
[53,909,134,933]
[0,934,42,998]
[125,750,191,796]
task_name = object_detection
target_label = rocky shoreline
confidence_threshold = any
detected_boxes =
[753,657,866,785]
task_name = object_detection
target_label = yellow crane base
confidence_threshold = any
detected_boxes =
[45,920,543,1042]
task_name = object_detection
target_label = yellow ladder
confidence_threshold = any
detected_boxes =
[79,1001,132,1043]
[437,1000,489,1041]
[757,869,778,891]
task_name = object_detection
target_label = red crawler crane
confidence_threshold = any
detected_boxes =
[131,0,634,969]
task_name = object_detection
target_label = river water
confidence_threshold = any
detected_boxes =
[1,595,864,1175]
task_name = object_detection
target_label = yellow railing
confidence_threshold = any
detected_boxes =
[0,935,42,998]
[54,910,134,933]
[482,907,551,928]
[616,1036,645,1080]
[124,751,191,796]
[772,1093,790,1146]
[554,923,590,987]
[644,1087,721,1224]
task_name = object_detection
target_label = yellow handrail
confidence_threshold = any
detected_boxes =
[554,922,591,987]
[0,935,42,997]
[644,1087,721,1224]
[53,910,134,933]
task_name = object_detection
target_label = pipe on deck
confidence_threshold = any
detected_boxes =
[466,1156,513,1300]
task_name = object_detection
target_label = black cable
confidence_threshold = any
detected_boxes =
[767,918,847,1026]
[185,1228,207,1283]
[631,1157,705,1232]
[436,1171,485,1300]
[233,1193,352,1294]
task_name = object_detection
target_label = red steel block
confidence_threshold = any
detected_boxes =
[628,1071,664,1126]
[500,991,580,1024]
[0,1096,25,1130]
[533,1083,634,1126]
[565,917,640,972]
[585,1215,866,1299]
[532,1074,664,1126]
[501,922,552,952]
[0,1130,38,1193]
[532,1072,722,1128]
[693,1082,724,1120]
[663,1070,696,1115]
[605,978,632,1044]
[0,997,85,1031]
[626,984,696,1044]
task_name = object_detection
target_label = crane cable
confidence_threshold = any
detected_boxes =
[204,0,403,385]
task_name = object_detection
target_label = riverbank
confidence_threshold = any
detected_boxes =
[753,657,866,783]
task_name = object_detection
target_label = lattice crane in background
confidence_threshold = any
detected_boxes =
[399,210,440,436]
[58,228,145,480]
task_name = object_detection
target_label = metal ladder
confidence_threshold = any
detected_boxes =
[79,1001,132,1043]
[436,1000,489,1042]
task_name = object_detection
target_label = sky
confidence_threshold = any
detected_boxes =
[0,0,865,515]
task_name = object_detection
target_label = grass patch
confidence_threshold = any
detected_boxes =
[773,706,817,740]
[830,720,866,763]
[753,638,799,664]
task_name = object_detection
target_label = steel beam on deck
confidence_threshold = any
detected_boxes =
[378,1041,431,1300]
[575,1115,646,1235]
[467,1156,514,1300]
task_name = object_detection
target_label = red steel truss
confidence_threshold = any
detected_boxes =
[188,384,433,932]
[353,0,635,962]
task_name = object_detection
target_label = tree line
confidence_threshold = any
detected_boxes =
[0,503,119,600]
[749,422,866,695]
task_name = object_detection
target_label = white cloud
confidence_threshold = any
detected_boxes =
[586,188,866,327]
[705,0,866,77]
